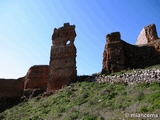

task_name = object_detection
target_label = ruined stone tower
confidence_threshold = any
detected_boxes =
[47,23,77,92]
[136,24,159,45]
[102,32,125,74]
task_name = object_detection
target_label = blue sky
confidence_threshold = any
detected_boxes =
[0,0,160,78]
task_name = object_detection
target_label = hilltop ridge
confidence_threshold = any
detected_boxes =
[1,23,160,116]
[1,65,160,120]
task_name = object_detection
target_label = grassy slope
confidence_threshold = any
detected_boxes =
[1,65,160,120]
[0,81,160,120]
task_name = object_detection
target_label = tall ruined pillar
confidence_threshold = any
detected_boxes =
[102,32,125,74]
[47,23,77,92]
[136,24,159,45]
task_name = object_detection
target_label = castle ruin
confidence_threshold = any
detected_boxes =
[47,23,77,92]
[102,24,160,74]
[136,24,159,45]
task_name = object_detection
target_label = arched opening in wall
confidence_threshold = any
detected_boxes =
[66,40,70,45]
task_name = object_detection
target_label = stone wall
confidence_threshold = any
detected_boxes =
[24,65,49,91]
[122,40,160,69]
[102,32,160,74]
[0,77,24,97]
[0,65,49,112]
[47,23,77,92]
[0,77,24,112]
[97,68,160,84]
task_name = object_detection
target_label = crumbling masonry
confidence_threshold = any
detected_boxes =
[102,24,160,74]
[47,23,77,92]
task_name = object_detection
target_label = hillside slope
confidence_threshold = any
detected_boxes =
[0,69,160,120]
[0,82,160,120]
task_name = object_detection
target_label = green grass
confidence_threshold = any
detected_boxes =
[0,81,160,120]
[145,64,160,70]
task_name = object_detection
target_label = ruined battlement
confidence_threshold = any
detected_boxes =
[106,32,121,43]
[52,23,76,46]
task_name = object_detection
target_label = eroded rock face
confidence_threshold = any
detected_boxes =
[136,24,159,45]
[0,77,24,112]
[24,65,49,91]
[102,32,125,74]
[47,23,77,92]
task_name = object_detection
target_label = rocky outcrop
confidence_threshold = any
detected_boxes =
[0,77,24,112]
[102,28,160,74]
[136,24,159,45]
[47,23,77,92]
[24,65,49,91]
